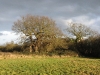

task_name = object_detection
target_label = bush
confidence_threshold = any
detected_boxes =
[77,36,100,58]
[0,41,22,52]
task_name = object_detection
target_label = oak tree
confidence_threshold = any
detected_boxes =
[12,15,64,53]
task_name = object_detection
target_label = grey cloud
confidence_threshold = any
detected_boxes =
[0,0,100,31]
[1,0,100,17]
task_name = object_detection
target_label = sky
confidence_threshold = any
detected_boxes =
[0,0,100,44]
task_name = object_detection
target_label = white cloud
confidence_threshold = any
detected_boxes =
[72,16,96,25]
[63,15,95,25]
[63,19,73,25]
[59,15,100,33]
[0,31,19,45]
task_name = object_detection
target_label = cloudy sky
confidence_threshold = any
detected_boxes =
[0,0,100,44]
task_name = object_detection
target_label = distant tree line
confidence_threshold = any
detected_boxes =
[0,14,100,58]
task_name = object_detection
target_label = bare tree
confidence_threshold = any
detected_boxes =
[66,22,97,55]
[12,15,64,53]
[66,23,96,43]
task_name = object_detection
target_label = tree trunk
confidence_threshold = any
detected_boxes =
[29,45,33,53]
[35,45,39,53]
[75,38,80,56]
[29,35,33,53]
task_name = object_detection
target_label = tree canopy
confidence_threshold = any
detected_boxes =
[12,15,65,53]
[66,23,96,43]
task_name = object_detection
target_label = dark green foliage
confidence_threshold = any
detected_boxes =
[67,36,100,58]
[77,36,100,58]
[0,42,22,52]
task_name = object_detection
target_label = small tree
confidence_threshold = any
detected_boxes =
[12,14,65,53]
[66,22,96,55]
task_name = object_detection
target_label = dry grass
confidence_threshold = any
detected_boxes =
[0,52,33,59]
[0,52,76,59]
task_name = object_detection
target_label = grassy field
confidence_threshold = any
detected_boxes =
[0,56,100,75]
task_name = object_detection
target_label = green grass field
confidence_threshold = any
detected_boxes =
[0,57,100,75]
